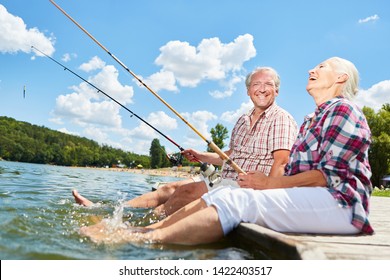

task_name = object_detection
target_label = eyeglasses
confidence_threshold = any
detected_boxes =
[249,82,275,90]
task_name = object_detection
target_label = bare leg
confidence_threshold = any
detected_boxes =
[148,198,208,229]
[72,190,94,207]
[80,198,225,245]
[124,178,194,208]
[153,181,208,216]
[72,178,194,208]
[148,206,224,245]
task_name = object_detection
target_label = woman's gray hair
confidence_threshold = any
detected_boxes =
[328,57,359,100]
[245,67,281,90]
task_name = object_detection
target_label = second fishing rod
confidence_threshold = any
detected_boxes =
[49,0,246,175]
[32,46,223,186]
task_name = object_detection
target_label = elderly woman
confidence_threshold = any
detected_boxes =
[80,57,373,245]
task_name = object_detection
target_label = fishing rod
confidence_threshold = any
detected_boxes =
[31,45,185,164]
[49,0,246,175]
[32,46,224,185]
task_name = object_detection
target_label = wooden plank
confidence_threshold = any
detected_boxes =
[234,196,390,259]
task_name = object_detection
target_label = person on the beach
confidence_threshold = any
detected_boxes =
[73,66,298,216]
[80,57,374,245]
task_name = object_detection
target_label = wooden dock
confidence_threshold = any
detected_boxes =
[232,196,390,259]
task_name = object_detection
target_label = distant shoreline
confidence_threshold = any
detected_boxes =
[0,160,198,179]
[77,166,198,179]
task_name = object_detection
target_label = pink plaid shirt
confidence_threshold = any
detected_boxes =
[222,102,297,179]
[285,97,373,234]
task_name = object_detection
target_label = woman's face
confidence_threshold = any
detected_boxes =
[306,60,337,91]
[306,59,344,104]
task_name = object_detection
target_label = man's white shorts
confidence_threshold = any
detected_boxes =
[192,175,239,191]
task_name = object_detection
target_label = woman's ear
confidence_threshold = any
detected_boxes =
[337,73,349,83]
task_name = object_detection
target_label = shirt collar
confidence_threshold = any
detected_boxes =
[304,97,343,123]
[316,97,343,114]
[247,102,278,119]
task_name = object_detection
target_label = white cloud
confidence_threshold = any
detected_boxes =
[89,64,134,105]
[221,100,253,124]
[129,122,160,140]
[62,53,71,62]
[129,111,178,140]
[52,61,134,128]
[49,117,64,125]
[355,80,390,111]
[57,127,79,136]
[79,56,106,72]
[209,74,244,99]
[142,70,178,92]
[147,111,178,131]
[154,34,256,89]
[128,139,153,155]
[83,126,110,144]
[0,5,55,57]
[181,110,217,147]
[62,53,77,62]
[358,14,380,24]
[55,93,122,127]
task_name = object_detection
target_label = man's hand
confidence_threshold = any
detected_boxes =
[181,148,201,162]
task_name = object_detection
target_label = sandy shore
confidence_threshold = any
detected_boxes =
[81,166,199,179]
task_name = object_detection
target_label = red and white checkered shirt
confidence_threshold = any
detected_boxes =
[222,102,297,179]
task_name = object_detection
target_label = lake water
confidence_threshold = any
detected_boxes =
[0,161,258,260]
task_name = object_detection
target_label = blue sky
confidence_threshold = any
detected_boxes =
[0,0,389,155]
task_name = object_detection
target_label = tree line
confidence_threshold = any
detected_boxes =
[0,116,150,168]
[0,116,228,170]
[362,104,390,187]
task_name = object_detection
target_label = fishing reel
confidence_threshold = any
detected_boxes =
[200,162,222,188]
[166,153,183,166]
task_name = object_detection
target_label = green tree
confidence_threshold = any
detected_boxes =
[160,144,171,167]
[363,104,390,187]
[149,138,164,169]
[207,123,229,152]
[0,116,150,168]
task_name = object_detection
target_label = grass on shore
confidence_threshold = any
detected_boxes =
[372,188,390,197]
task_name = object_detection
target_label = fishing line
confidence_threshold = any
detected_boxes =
[33,47,222,186]
[49,0,246,175]
[31,46,186,162]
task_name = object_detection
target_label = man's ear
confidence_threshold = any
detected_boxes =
[337,73,349,83]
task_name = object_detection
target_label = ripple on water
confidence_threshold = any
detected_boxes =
[0,161,259,260]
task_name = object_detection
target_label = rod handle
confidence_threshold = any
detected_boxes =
[207,142,247,175]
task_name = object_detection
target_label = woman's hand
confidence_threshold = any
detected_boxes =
[237,171,271,190]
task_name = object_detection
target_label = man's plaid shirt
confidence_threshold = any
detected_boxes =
[222,102,298,179]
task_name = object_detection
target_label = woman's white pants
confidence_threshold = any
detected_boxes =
[202,185,360,235]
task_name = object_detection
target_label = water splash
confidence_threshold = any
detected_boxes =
[102,201,125,230]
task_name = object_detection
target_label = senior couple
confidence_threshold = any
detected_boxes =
[74,57,374,245]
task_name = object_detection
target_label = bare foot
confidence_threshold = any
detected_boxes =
[79,221,152,244]
[79,221,114,243]
[72,189,94,207]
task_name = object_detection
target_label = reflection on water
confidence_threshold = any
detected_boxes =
[0,161,257,260]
